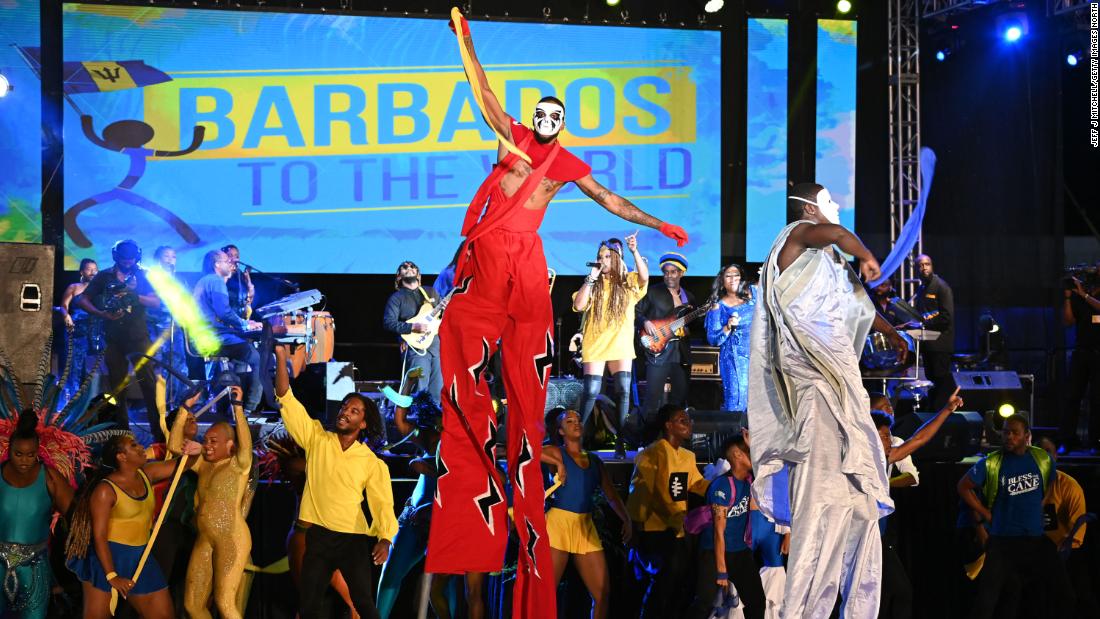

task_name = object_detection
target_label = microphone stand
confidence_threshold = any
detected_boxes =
[237,262,301,292]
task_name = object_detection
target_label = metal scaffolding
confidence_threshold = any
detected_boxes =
[888,0,923,300]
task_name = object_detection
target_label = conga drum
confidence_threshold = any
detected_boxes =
[285,311,336,376]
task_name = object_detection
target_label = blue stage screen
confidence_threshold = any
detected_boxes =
[816,20,858,232]
[61,6,721,274]
[0,1,42,243]
[745,18,788,261]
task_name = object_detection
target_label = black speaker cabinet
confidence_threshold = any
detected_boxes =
[892,410,984,462]
[0,243,54,392]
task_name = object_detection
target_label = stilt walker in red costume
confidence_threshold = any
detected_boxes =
[426,10,690,618]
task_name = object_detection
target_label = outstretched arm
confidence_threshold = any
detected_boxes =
[451,14,512,142]
[888,389,962,464]
[80,115,114,151]
[574,175,688,246]
[154,125,205,157]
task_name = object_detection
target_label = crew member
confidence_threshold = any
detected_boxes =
[1059,263,1100,453]
[60,258,100,401]
[76,240,165,441]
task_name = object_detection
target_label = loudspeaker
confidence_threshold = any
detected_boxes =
[546,377,583,413]
[0,243,54,392]
[892,410,984,462]
[951,370,1030,419]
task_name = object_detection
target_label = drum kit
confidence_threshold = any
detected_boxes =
[862,327,940,407]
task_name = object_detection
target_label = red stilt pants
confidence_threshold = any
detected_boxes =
[426,228,556,619]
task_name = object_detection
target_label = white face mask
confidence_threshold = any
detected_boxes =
[789,188,841,224]
[532,101,564,138]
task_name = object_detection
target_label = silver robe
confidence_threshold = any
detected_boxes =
[747,221,893,619]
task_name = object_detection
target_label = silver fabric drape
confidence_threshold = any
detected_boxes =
[747,221,893,619]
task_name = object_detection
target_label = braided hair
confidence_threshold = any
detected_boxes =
[64,434,128,561]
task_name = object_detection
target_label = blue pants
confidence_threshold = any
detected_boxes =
[0,561,50,619]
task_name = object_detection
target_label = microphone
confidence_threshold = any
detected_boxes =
[585,262,600,268]
[238,261,300,291]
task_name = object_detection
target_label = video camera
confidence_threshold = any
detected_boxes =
[100,276,138,314]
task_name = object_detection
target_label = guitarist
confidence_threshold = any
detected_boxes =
[382,261,443,406]
[636,252,697,423]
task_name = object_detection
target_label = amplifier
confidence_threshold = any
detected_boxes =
[691,345,720,378]
[892,410,983,462]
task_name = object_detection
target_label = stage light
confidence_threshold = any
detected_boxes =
[935,50,946,61]
[836,0,851,14]
[1067,53,1079,66]
[0,73,11,98]
[606,0,621,6]
[1003,25,1022,42]
[704,0,724,12]
[998,403,1015,418]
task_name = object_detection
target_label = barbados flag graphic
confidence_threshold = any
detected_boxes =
[17,46,172,93]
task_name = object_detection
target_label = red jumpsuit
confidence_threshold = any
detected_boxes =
[426,121,590,618]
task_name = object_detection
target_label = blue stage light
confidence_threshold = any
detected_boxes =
[936,50,946,61]
[1004,26,1022,42]
[1067,53,1079,66]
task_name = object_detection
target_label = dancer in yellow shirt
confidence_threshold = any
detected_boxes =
[274,343,397,619]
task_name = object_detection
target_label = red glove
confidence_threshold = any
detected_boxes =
[448,13,471,36]
[659,222,689,247]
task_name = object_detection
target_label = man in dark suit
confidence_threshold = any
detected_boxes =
[636,252,697,423]
[914,254,955,411]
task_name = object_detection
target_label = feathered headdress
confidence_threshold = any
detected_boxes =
[0,334,114,486]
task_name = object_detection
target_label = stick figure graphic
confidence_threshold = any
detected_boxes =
[66,115,206,248]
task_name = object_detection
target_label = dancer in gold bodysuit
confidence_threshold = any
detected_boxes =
[169,386,253,619]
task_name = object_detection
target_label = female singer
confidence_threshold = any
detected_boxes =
[704,264,756,412]
[571,235,647,458]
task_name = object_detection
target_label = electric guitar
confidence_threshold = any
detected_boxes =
[400,290,454,354]
[638,300,716,355]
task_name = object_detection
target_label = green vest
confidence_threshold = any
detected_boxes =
[981,446,1053,507]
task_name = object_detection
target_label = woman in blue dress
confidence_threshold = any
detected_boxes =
[704,264,756,412]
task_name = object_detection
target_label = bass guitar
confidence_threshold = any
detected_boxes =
[638,300,715,355]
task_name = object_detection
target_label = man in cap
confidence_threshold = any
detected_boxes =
[636,252,697,423]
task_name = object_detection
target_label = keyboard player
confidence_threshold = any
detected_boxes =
[194,249,264,414]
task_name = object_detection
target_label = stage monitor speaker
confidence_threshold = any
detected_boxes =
[892,410,983,462]
[0,243,54,395]
[688,409,745,462]
[951,370,1030,420]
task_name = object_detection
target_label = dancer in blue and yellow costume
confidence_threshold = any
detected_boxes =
[65,433,200,618]
[704,264,757,412]
[544,409,631,619]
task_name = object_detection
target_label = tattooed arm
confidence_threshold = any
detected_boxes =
[575,174,663,228]
[575,175,689,246]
